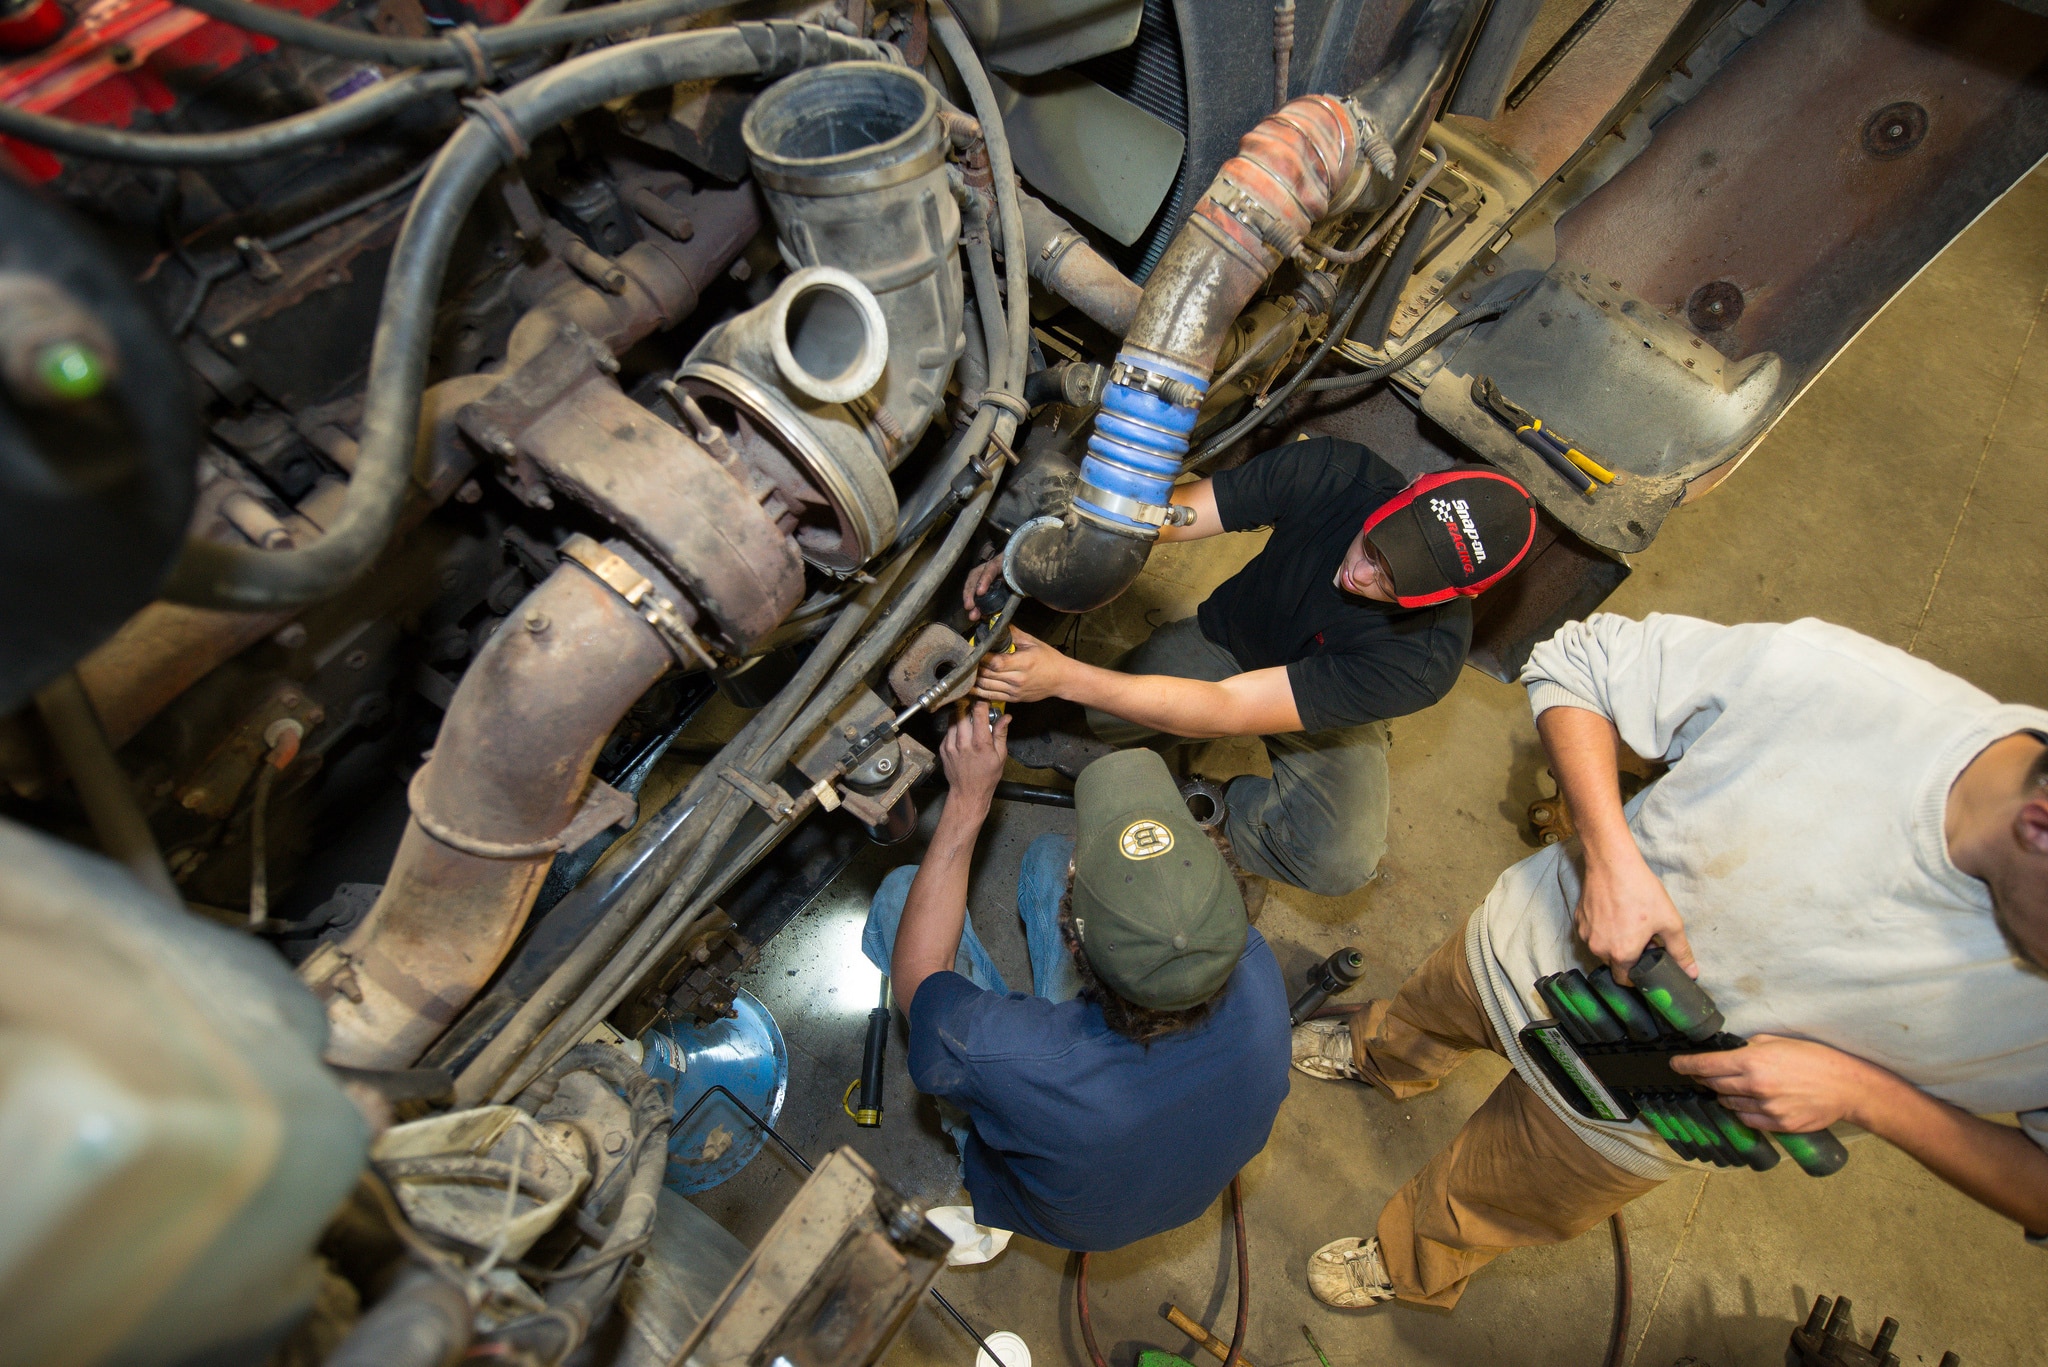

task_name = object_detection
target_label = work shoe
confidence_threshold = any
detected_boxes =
[1306,1235,1397,1308]
[1291,1017,1361,1081]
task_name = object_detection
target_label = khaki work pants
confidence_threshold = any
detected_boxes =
[1346,921,1665,1309]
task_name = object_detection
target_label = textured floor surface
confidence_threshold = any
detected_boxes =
[683,165,2048,1367]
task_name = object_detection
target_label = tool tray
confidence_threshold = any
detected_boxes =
[1519,1020,1743,1124]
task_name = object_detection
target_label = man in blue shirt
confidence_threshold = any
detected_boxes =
[864,704,1290,1251]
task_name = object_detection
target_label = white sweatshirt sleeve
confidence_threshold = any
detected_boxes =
[1518,613,1785,765]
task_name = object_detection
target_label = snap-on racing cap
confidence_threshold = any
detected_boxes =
[1070,750,1245,1011]
[1361,469,1536,608]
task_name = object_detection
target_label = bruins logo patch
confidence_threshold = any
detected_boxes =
[1119,819,1175,860]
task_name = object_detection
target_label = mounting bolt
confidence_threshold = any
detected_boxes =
[180,787,210,811]
[455,480,483,504]
[228,331,248,349]
[273,623,307,649]
[343,648,370,670]
[524,611,550,634]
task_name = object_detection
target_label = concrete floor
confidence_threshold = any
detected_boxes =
[686,164,2048,1367]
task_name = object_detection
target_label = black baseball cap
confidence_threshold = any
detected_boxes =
[1070,750,1245,1010]
[1362,469,1537,608]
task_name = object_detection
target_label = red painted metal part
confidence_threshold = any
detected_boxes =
[0,0,73,56]
[0,0,522,180]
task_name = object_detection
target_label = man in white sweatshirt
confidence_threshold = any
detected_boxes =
[1290,613,2048,1310]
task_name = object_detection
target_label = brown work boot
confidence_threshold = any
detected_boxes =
[1306,1236,1397,1308]
[1291,1016,1361,1082]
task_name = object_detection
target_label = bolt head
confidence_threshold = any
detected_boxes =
[875,756,895,774]
[524,611,550,633]
[343,649,370,670]
[604,1131,628,1155]
[274,623,308,649]
[180,788,209,811]
[454,480,483,504]
[228,332,248,348]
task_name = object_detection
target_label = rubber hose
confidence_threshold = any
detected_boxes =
[1605,1211,1631,1367]
[1299,298,1509,393]
[171,0,732,69]
[930,4,1028,395]
[0,68,467,165]
[1076,1175,1248,1367]
[157,23,880,610]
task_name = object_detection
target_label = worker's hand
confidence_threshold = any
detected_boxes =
[940,701,1010,814]
[1668,1035,1881,1134]
[973,627,1071,705]
[963,557,1004,621]
[1574,847,1697,986]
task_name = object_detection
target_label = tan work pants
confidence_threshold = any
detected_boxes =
[1347,921,1665,1309]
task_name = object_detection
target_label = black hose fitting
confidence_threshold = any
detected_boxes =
[1001,512,1154,616]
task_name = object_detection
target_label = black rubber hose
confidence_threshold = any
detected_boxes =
[1605,1211,1631,1367]
[158,22,880,610]
[0,67,467,165]
[325,1264,472,1367]
[1299,298,1510,393]
[1076,1175,1249,1367]
[171,0,731,69]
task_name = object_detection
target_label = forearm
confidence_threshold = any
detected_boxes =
[890,793,988,1009]
[1854,1067,2048,1234]
[1057,662,1240,739]
[1537,705,1636,865]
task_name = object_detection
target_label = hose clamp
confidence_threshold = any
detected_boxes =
[1075,484,1174,531]
[462,91,529,167]
[1209,178,1285,249]
[1107,360,1203,408]
[559,533,724,674]
[977,388,1030,420]
[447,23,494,89]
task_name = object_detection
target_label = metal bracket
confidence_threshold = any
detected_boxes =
[720,766,796,822]
[559,533,725,674]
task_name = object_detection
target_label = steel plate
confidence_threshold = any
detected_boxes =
[640,988,789,1195]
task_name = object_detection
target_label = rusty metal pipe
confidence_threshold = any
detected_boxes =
[1018,192,1142,336]
[307,562,672,1068]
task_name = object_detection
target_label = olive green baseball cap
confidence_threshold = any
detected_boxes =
[1070,750,1246,1010]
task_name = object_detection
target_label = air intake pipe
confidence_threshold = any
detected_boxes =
[679,60,964,569]
[1001,0,1489,613]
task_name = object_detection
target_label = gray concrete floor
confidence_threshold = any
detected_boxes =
[685,165,2048,1367]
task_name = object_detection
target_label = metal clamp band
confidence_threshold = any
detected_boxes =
[1106,361,1204,408]
[447,23,494,88]
[1077,484,1174,528]
[977,389,1030,420]
[408,760,635,859]
[462,91,528,167]
[559,533,723,675]
[720,767,796,821]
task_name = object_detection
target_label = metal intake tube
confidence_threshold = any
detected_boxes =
[680,61,964,571]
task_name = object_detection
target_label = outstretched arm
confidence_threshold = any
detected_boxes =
[1672,1036,2048,1235]
[891,703,1010,1011]
[973,627,1302,737]
[1538,704,1695,984]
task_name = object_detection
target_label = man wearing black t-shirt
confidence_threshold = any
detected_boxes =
[968,438,1536,896]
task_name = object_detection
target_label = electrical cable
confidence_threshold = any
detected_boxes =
[0,67,468,165]
[156,22,881,611]
[170,0,732,70]
[1299,297,1511,393]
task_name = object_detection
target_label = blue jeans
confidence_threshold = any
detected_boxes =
[864,832,1082,1170]
[862,831,1082,1003]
